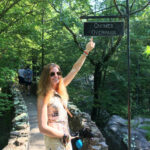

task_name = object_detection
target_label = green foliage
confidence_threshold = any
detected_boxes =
[0,67,17,88]
[0,0,150,122]
[141,125,150,131]
[146,132,150,142]
[0,93,13,117]
[68,81,93,113]
[140,124,150,141]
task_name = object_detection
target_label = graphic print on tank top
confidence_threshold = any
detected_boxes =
[47,93,68,134]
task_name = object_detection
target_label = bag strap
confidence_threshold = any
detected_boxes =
[55,92,73,118]
[63,104,73,118]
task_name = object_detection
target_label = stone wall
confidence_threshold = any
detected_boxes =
[68,103,108,150]
[3,85,108,150]
[3,87,30,150]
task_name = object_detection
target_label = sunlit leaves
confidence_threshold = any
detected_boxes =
[144,46,150,56]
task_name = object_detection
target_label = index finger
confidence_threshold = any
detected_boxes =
[90,37,93,42]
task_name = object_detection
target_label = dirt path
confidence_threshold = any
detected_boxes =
[23,94,45,150]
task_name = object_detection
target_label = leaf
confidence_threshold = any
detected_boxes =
[144,45,150,56]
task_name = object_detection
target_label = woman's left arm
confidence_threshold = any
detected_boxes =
[63,37,95,87]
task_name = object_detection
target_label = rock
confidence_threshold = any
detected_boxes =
[14,137,27,146]
[10,129,29,138]
[15,122,29,130]
[12,113,28,122]
[89,145,102,150]
[68,103,108,150]
[104,115,150,150]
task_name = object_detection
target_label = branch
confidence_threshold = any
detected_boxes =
[81,4,126,19]
[130,0,136,11]
[62,22,81,50]
[0,0,22,20]
[113,0,123,16]
[49,1,60,13]
[84,4,126,17]
[49,1,96,66]
[0,10,33,34]
[62,22,96,66]
[0,2,37,34]
[5,0,10,9]
[103,36,123,63]
[95,4,126,14]
[130,2,150,15]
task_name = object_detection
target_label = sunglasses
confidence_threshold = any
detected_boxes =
[50,71,62,77]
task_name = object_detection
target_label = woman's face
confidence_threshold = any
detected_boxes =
[49,66,61,88]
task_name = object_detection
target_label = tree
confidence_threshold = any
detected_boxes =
[49,0,150,120]
[0,0,149,121]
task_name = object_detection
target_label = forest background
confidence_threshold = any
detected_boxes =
[0,0,150,140]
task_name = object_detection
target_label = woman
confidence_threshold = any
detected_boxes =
[37,37,95,150]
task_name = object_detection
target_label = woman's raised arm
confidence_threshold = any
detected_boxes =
[63,37,95,87]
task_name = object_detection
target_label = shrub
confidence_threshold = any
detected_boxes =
[0,93,13,117]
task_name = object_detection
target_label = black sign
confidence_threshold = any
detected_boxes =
[84,22,124,36]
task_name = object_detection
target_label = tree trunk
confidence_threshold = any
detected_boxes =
[91,63,102,120]
[31,48,37,82]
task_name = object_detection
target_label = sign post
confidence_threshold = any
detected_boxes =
[81,1,131,149]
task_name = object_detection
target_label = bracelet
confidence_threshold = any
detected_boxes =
[83,51,88,56]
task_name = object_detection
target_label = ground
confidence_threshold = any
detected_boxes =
[23,94,45,150]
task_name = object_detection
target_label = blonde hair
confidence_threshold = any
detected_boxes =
[37,63,69,104]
